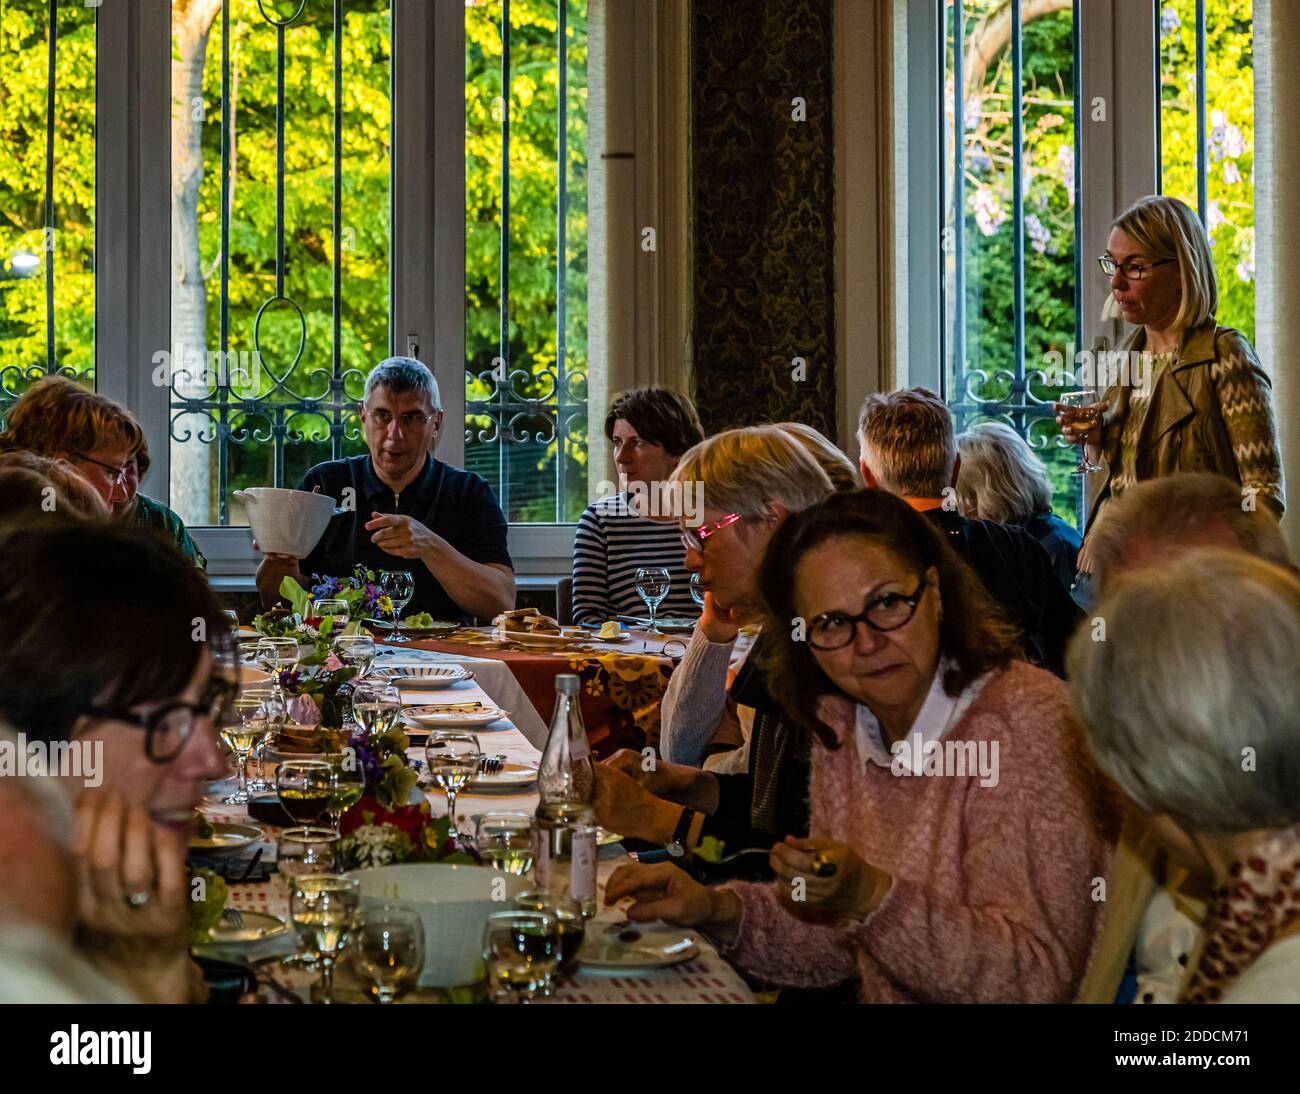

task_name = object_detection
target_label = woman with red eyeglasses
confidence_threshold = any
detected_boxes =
[0,520,234,1002]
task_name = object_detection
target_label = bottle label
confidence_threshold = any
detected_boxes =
[571,827,596,903]
[569,734,590,763]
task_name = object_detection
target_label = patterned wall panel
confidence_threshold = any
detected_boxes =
[692,0,837,440]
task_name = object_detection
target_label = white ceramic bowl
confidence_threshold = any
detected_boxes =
[234,487,345,558]
[350,864,526,987]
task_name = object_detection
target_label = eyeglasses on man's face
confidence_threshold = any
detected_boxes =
[1097,255,1174,280]
[680,512,743,553]
[84,674,238,764]
[807,576,928,651]
[364,407,435,431]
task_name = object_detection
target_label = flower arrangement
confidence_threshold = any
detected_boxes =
[251,566,393,641]
[332,723,477,870]
[274,617,359,730]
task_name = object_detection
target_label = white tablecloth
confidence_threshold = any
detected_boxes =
[204,671,754,1004]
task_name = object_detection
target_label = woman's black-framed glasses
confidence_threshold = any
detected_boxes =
[1097,255,1173,280]
[70,452,129,486]
[84,674,239,764]
[680,512,743,553]
[808,577,928,651]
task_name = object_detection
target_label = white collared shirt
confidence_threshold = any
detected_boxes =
[853,663,991,776]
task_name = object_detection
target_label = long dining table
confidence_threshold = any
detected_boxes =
[198,657,754,1004]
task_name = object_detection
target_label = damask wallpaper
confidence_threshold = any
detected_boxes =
[691,0,838,441]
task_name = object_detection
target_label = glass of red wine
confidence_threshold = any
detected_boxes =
[276,759,334,826]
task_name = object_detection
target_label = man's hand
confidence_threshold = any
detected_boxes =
[364,512,445,560]
[699,591,761,644]
[592,763,684,845]
[253,544,303,607]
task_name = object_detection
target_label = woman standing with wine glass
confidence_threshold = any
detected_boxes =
[1055,196,1284,573]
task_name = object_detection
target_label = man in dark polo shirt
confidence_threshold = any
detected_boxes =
[856,388,1082,675]
[255,357,515,622]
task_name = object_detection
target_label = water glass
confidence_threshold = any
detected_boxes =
[424,731,481,845]
[482,910,560,1003]
[311,598,350,629]
[635,566,671,634]
[379,571,415,642]
[474,812,536,877]
[689,571,704,609]
[290,874,361,1004]
[352,681,402,737]
[514,889,585,981]
[353,903,425,1004]
[335,634,376,681]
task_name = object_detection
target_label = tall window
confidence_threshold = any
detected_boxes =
[168,0,391,528]
[465,0,589,524]
[0,0,97,421]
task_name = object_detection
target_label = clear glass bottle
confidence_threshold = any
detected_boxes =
[534,675,597,916]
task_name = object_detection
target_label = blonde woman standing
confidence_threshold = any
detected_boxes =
[1056,196,1285,553]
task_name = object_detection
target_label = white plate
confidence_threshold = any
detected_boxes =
[578,922,699,970]
[371,665,470,687]
[194,910,291,950]
[495,628,576,649]
[404,704,509,728]
[190,822,263,853]
[466,761,537,789]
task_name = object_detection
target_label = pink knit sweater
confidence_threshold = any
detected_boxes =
[718,661,1115,1002]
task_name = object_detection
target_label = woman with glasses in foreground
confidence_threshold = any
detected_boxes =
[0,520,234,1002]
[606,490,1117,1002]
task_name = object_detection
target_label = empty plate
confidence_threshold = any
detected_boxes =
[404,704,509,728]
[578,923,699,970]
[371,665,471,687]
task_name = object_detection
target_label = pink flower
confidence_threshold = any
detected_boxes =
[288,694,321,725]
[324,653,344,671]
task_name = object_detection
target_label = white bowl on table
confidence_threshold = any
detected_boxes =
[350,864,526,988]
[233,487,347,558]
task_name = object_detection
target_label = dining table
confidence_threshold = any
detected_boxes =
[196,659,755,1004]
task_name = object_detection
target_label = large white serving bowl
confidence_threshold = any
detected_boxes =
[350,864,526,988]
[234,487,346,558]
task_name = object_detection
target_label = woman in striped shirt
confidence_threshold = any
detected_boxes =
[572,387,705,625]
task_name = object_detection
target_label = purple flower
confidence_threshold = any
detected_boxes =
[277,669,302,693]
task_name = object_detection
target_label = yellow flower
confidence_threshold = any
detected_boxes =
[377,594,394,616]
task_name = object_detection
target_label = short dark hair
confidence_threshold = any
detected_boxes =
[756,489,1023,748]
[604,387,705,458]
[0,521,231,744]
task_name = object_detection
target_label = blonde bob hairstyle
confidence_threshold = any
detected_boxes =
[669,425,834,523]
[1111,195,1217,331]
[1068,548,1300,834]
[956,420,1053,525]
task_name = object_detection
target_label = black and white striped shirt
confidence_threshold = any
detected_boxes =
[571,494,699,625]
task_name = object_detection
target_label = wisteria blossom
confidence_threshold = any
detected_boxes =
[1058,144,1075,205]
[1160,6,1180,38]
[1236,231,1255,283]
[964,95,981,131]
[1024,213,1052,255]
[1224,159,1242,185]
[972,186,1006,236]
[1206,199,1226,243]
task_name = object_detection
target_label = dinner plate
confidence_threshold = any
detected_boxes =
[190,822,263,853]
[615,615,698,634]
[578,923,698,970]
[403,704,509,728]
[371,665,471,687]
[466,761,537,789]
[495,628,582,649]
[195,911,291,950]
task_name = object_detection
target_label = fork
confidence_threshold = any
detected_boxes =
[477,754,506,775]
[221,906,245,929]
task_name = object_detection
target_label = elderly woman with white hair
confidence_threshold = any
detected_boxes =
[1055,195,1285,541]
[1069,548,1300,1003]
[956,420,1081,590]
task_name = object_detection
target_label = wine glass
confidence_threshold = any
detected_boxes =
[256,637,299,699]
[689,571,704,609]
[635,567,671,635]
[474,812,536,877]
[379,571,415,643]
[335,634,376,680]
[223,688,285,804]
[222,608,240,631]
[290,874,360,1004]
[276,759,334,827]
[277,827,339,968]
[326,752,367,832]
[423,731,481,845]
[514,889,584,982]
[1059,391,1105,474]
[311,598,349,631]
[482,910,560,1003]
[352,681,402,737]
[353,903,425,1004]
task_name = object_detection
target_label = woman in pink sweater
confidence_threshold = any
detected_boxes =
[606,490,1116,1002]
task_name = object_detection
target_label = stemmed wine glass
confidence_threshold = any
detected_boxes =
[352,682,402,737]
[311,598,350,631]
[353,903,425,1004]
[474,812,536,876]
[514,889,584,983]
[482,910,560,1003]
[635,567,671,635]
[326,754,366,833]
[254,637,298,787]
[379,571,415,643]
[221,689,284,804]
[276,759,334,827]
[335,634,376,679]
[689,571,704,609]
[423,730,481,845]
[290,874,361,1004]
[1058,391,1105,474]
[277,828,339,968]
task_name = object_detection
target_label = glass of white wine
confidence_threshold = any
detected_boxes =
[352,682,402,737]
[290,873,360,1004]
[352,903,425,1004]
[277,828,339,968]
[423,730,481,845]
[1059,390,1105,474]
[474,812,536,876]
[327,753,367,832]
[222,689,284,804]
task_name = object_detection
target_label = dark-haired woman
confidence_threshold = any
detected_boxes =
[0,521,235,1002]
[605,489,1116,1002]
[571,387,705,625]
